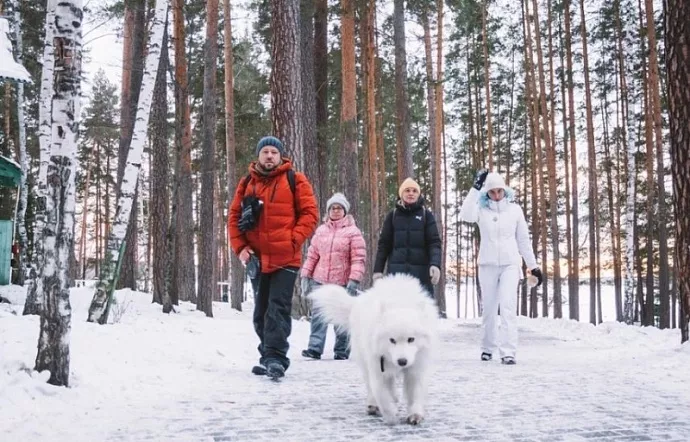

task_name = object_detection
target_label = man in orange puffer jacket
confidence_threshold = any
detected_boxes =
[228,136,318,379]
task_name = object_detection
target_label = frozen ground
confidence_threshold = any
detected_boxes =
[1,284,689,441]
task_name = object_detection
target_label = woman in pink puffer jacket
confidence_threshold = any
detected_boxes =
[300,192,366,360]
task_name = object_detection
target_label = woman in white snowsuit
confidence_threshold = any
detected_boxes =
[459,170,543,365]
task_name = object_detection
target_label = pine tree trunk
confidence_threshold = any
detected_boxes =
[524,0,546,317]
[665,0,690,342]
[314,0,328,212]
[95,144,101,277]
[117,0,146,290]
[172,0,196,304]
[643,0,670,329]
[421,7,445,315]
[79,160,91,281]
[530,0,560,318]
[223,0,243,311]
[558,10,574,322]
[300,0,317,185]
[34,0,83,387]
[564,0,579,320]
[393,0,413,181]
[364,0,378,286]
[151,19,170,309]
[87,0,166,324]
[271,0,302,157]
[579,0,598,325]
[23,0,56,316]
[197,0,218,318]
[338,0,358,218]
[482,0,493,168]
[12,1,29,286]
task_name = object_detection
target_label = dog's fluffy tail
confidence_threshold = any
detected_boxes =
[308,284,355,331]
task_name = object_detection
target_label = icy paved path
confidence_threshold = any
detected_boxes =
[4,293,689,442]
[123,319,690,442]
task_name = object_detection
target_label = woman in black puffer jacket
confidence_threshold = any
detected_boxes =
[373,177,443,298]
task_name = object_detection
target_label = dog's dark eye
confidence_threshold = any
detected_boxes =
[408,337,415,343]
[389,338,396,344]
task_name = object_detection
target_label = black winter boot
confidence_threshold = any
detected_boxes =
[266,362,285,380]
[251,365,267,375]
[301,349,321,360]
[481,352,492,361]
[501,356,516,365]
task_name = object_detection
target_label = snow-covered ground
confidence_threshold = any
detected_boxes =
[2,284,689,441]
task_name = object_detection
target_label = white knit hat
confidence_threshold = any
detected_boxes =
[483,172,506,191]
[327,192,350,214]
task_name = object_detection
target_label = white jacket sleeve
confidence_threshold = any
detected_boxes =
[459,188,481,224]
[516,206,538,269]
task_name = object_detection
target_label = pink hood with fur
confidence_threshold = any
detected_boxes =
[300,214,366,285]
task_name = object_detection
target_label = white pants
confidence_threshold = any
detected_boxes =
[478,265,520,358]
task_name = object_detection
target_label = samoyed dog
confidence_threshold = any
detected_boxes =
[308,273,439,425]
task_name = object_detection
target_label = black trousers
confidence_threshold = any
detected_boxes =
[250,267,298,370]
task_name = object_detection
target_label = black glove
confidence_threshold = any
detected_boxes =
[530,268,543,287]
[345,280,360,296]
[473,169,489,190]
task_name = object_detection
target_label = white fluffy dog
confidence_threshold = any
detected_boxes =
[308,273,439,425]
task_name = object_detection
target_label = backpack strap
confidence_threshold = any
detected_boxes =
[287,169,296,194]
[287,169,299,216]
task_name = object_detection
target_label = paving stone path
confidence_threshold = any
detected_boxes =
[113,319,690,442]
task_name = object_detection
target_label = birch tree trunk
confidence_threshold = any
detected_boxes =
[87,0,166,324]
[664,0,690,342]
[23,0,56,316]
[34,0,83,387]
[198,0,218,318]
[12,1,29,286]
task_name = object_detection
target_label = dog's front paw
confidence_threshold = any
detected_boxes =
[366,405,379,415]
[382,412,398,425]
[406,413,424,425]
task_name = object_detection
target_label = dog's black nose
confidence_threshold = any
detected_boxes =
[397,358,407,367]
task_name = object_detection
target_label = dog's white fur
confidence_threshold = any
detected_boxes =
[308,274,439,425]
